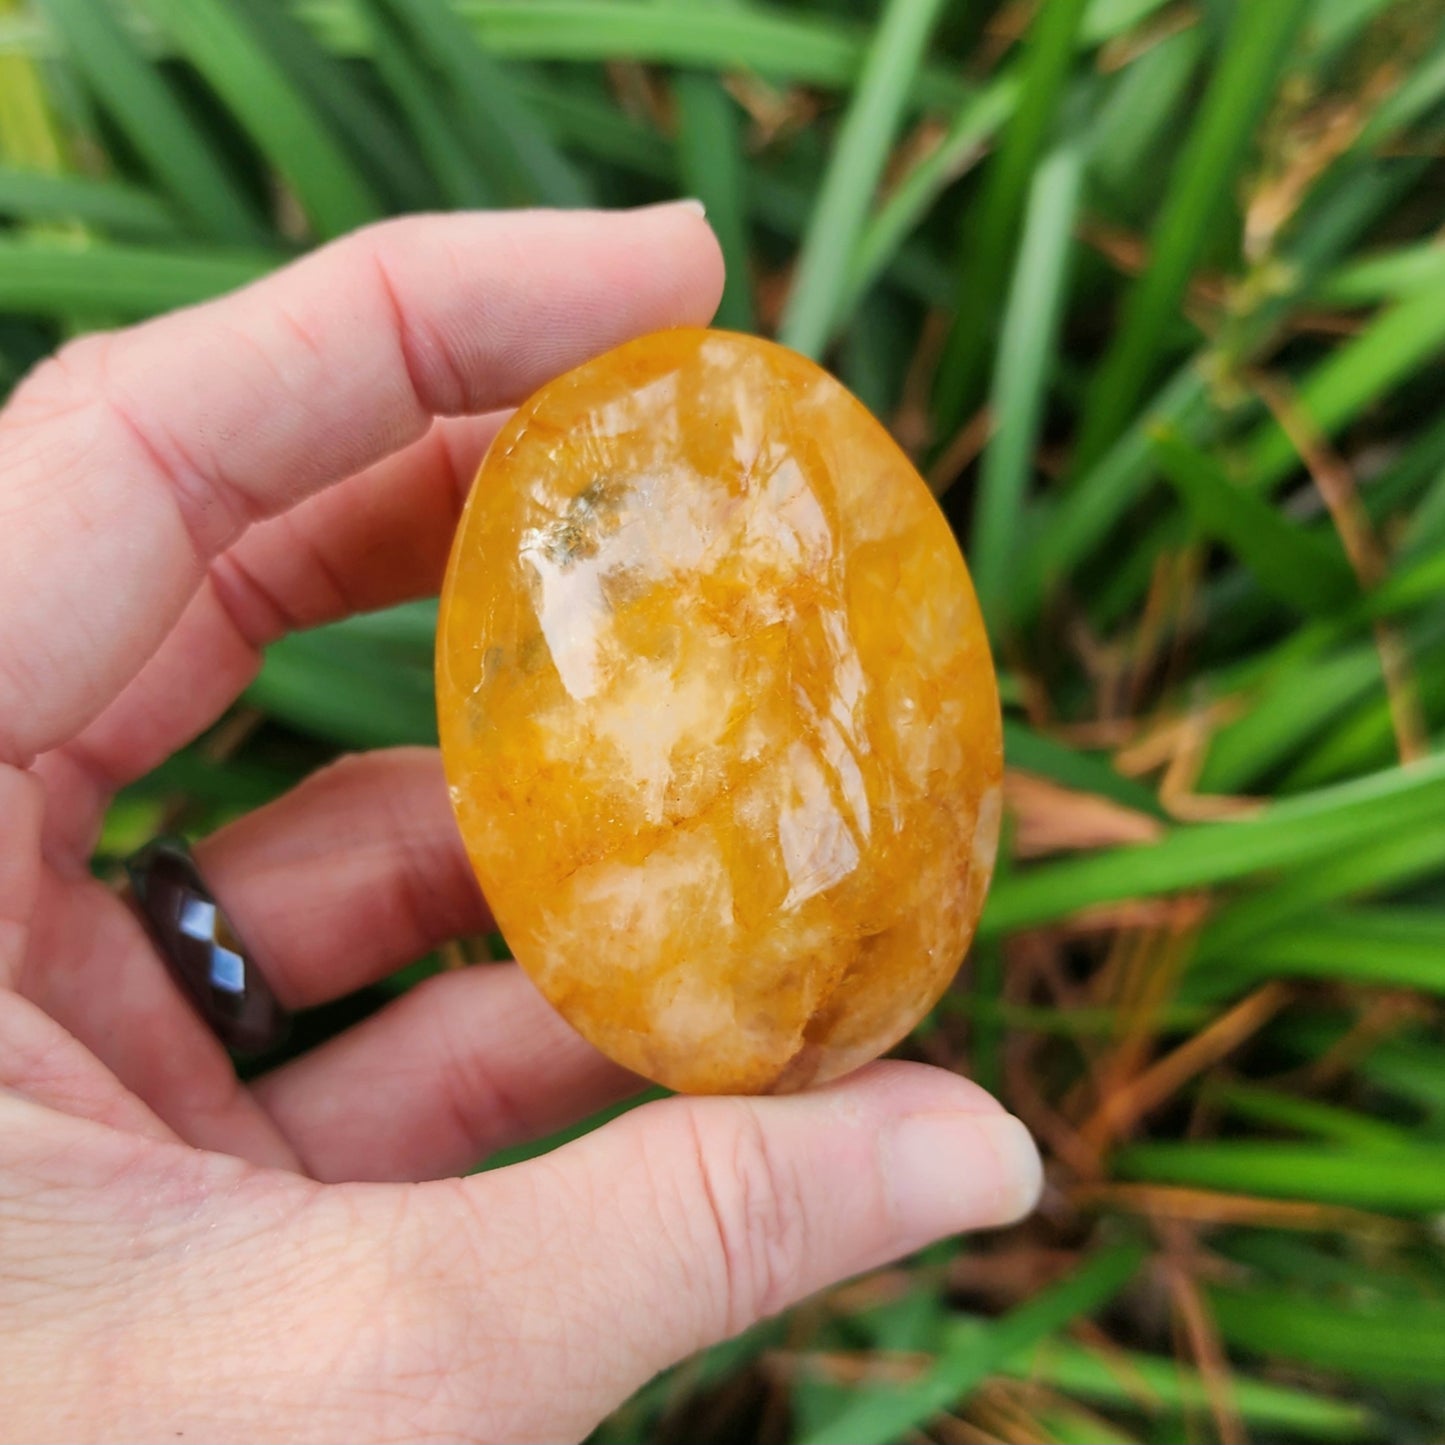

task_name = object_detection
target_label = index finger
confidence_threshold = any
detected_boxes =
[0,203,722,767]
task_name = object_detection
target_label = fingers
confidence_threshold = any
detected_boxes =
[21,869,299,1168]
[252,964,639,1182]
[0,203,724,766]
[0,765,43,988]
[37,413,504,857]
[198,745,636,1180]
[23,748,491,1167]
[194,748,489,1009]
[425,1062,1042,1435]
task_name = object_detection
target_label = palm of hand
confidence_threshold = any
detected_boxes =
[0,207,1039,1443]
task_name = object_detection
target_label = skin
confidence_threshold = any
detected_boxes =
[0,204,1043,1444]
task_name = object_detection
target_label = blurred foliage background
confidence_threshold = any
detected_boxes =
[2,0,1445,1440]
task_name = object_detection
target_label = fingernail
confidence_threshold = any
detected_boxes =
[636,197,706,218]
[882,1112,1043,1242]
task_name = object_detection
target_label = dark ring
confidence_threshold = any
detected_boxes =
[124,837,289,1054]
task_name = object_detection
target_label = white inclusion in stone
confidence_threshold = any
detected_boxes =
[557,831,734,973]
[590,653,731,823]
[520,537,608,701]
[777,739,862,912]
[649,967,740,1052]
[588,372,679,438]
[972,784,1004,880]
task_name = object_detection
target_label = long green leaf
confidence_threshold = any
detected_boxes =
[1116,1140,1445,1211]
[1008,1335,1375,1440]
[357,0,494,208]
[1152,427,1357,614]
[1208,1080,1414,1151]
[1004,720,1166,817]
[0,237,275,315]
[842,74,1015,325]
[1072,0,1313,473]
[800,1244,1146,1445]
[1316,241,1445,307]
[249,617,436,749]
[136,0,383,238]
[294,0,971,110]
[932,0,1090,430]
[35,0,264,242]
[0,166,179,238]
[1197,641,1391,794]
[1016,363,1210,619]
[1211,1285,1445,1383]
[1244,275,1445,493]
[982,753,1445,937]
[779,0,949,357]
[374,0,592,209]
[972,135,1084,626]
[1201,820,1445,956]
[673,72,754,332]
[232,0,435,212]
[1195,908,1445,998]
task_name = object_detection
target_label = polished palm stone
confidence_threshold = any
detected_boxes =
[437,329,1001,1094]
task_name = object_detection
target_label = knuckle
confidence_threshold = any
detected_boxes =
[1,336,106,439]
[354,227,482,418]
[680,1103,807,1334]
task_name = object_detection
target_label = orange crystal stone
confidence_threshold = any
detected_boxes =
[437,329,1001,1094]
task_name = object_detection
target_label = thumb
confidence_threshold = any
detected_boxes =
[460,1060,1042,1432]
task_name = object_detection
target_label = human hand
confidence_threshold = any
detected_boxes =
[0,205,1042,1443]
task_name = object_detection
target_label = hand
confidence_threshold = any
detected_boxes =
[0,205,1042,1443]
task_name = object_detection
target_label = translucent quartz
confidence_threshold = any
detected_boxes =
[437,329,1001,1094]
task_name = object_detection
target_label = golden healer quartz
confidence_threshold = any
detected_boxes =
[437,329,1002,1094]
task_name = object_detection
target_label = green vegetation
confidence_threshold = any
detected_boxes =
[3,0,1444,1439]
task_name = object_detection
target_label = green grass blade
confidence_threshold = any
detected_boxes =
[932,0,1091,430]
[799,1243,1146,1445]
[374,0,592,209]
[1197,642,1389,795]
[1210,1284,1445,1383]
[1087,22,1204,209]
[1116,1140,1445,1212]
[357,0,494,208]
[1244,275,1445,493]
[136,0,383,238]
[982,753,1445,937]
[1004,720,1166,817]
[1016,363,1209,621]
[972,135,1084,627]
[0,166,179,238]
[1208,1080,1415,1151]
[1308,0,1398,61]
[0,237,275,316]
[1316,241,1445,307]
[295,0,972,112]
[841,74,1015,325]
[1195,908,1445,998]
[509,73,953,309]
[35,0,265,242]
[1395,415,1445,555]
[1008,1335,1376,1440]
[1201,820,1445,956]
[1151,427,1357,614]
[778,0,949,357]
[231,0,435,212]
[673,72,754,331]
[248,607,437,749]
[1072,0,1313,473]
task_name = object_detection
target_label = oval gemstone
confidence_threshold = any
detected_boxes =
[437,329,1001,1094]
